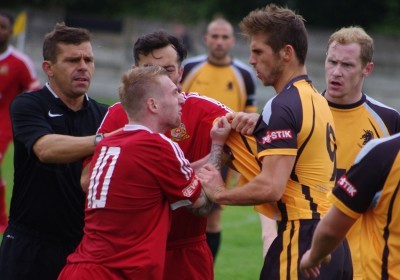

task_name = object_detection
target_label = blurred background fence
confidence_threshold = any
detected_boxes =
[10,7,400,110]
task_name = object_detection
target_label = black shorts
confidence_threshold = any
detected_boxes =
[0,223,81,280]
[260,219,353,280]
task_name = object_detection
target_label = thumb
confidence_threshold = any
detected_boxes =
[221,116,231,126]
[225,112,235,122]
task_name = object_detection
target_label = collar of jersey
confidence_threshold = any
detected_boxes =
[124,124,152,133]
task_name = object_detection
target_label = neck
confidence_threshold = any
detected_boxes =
[129,119,166,134]
[47,82,85,112]
[325,91,363,105]
[208,54,232,66]
[274,65,307,93]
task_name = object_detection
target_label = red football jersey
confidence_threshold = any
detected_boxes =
[67,125,202,279]
[165,92,232,163]
[0,46,40,140]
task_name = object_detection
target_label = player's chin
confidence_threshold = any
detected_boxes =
[72,88,89,97]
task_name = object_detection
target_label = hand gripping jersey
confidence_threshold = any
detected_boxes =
[181,55,257,112]
[65,125,202,279]
[254,75,336,221]
[326,93,400,280]
[329,133,400,280]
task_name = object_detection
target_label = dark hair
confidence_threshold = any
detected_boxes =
[239,4,308,65]
[0,10,14,27]
[133,30,187,66]
[43,22,91,62]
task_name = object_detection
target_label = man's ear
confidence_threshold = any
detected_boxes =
[147,98,158,112]
[362,62,374,78]
[42,61,53,77]
[280,44,294,62]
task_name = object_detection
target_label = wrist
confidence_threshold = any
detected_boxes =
[211,141,225,147]
[213,185,225,203]
[94,133,104,145]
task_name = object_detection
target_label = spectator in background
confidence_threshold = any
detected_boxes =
[0,23,108,279]
[322,26,400,280]
[0,10,40,233]
[180,16,260,262]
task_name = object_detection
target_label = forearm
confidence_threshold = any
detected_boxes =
[307,219,344,264]
[213,176,276,205]
[191,154,210,172]
[207,143,225,171]
[34,134,96,163]
[209,155,292,205]
[308,207,355,264]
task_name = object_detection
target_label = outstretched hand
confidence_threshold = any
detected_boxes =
[225,112,259,135]
[299,250,332,278]
[210,116,231,145]
[197,164,225,202]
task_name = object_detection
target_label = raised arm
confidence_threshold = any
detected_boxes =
[206,116,232,169]
[188,116,231,215]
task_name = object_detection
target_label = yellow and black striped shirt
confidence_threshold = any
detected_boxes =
[330,133,400,280]
[326,93,400,280]
[254,75,336,221]
[181,55,257,112]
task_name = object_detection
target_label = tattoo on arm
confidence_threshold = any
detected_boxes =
[208,143,224,170]
[188,189,214,216]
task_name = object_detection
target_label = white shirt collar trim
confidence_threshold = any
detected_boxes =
[45,82,89,100]
[123,124,153,133]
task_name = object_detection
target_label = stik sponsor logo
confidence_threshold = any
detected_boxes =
[262,130,292,144]
[337,175,358,197]
[182,177,199,197]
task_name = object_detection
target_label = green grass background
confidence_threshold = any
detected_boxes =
[0,101,264,279]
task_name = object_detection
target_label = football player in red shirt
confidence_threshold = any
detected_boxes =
[81,31,231,279]
[0,10,40,232]
[59,66,228,279]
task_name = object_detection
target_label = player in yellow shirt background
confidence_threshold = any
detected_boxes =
[180,16,265,262]
[322,26,400,280]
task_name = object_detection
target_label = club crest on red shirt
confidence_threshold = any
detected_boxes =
[169,122,190,142]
